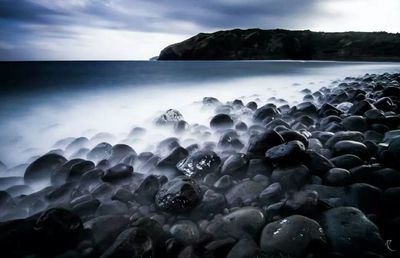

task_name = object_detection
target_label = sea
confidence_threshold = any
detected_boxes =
[1,60,400,172]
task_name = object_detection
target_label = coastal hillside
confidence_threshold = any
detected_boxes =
[158,29,400,61]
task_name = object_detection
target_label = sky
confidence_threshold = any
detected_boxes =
[0,0,399,60]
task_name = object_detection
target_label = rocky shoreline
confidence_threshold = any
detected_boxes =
[1,72,400,257]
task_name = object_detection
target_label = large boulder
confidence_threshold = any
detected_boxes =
[210,114,234,129]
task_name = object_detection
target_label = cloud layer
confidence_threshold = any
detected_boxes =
[0,0,399,60]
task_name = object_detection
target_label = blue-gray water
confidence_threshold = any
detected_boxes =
[1,61,400,170]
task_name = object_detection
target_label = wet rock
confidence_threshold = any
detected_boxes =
[67,160,95,182]
[225,180,264,205]
[271,165,310,191]
[51,159,85,185]
[65,137,89,153]
[176,150,221,177]
[319,207,385,257]
[213,175,233,190]
[265,140,306,165]
[157,146,188,169]
[247,129,284,157]
[210,114,234,129]
[24,153,67,183]
[246,159,273,177]
[235,121,248,131]
[344,183,383,215]
[253,105,280,121]
[386,137,400,169]
[260,215,326,257]
[221,153,248,177]
[259,182,283,205]
[71,198,100,222]
[102,164,133,183]
[333,140,370,160]
[203,97,221,106]
[222,207,266,239]
[192,189,226,217]
[87,142,112,162]
[246,101,257,111]
[155,176,201,212]
[325,131,364,149]
[170,220,200,244]
[155,109,184,126]
[107,144,137,166]
[331,154,365,169]
[133,175,159,205]
[341,116,369,132]
[349,100,374,115]
[304,150,334,176]
[374,97,395,111]
[174,120,190,133]
[280,130,309,147]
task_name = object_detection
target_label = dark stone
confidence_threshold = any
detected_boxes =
[155,176,201,212]
[176,150,221,177]
[341,116,369,132]
[330,154,365,169]
[157,147,188,169]
[374,97,395,111]
[107,144,137,166]
[344,183,383,215]
[170,220,200,244]
[324,168,352,186]
[222,207,266,239]
[319,207,385,257]
[348,100,374,115]
[271,165,310,191]
[246,158,273,177]
[226,238,258,258]
[133,175,160,205]
[265,140,306,165]
[304,150,334,176]
[221,153,248,177]
[67,160,95,182]
[213,175,233,190]
[259,182,283,205]
[325,131,365,149]
[253,105,280,121]
[210,114,234,129]
[247,129,285,157]
[246,101,257,111]
[333,140,370,160]
[260,215,326,257]
[96,200,128,216]
[24,154,67,183]
[87,142,112,162]
[51,159,85,185]
[280,130,309,147]
[102,164,133,183]
[72,199,100,222]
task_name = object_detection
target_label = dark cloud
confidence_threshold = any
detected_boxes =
[0,0,63,23]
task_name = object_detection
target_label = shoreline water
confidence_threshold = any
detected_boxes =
[0,70,400,257]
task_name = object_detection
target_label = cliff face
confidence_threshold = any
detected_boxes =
[158,29,400,61]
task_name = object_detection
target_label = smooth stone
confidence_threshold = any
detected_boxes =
[260,215,326,257]
[102,164,133,183]
[247,130,285,157]
[265,140,306,165]
[222,207,266,239]
[341,116,368,132]
[155,176,201,212]
[86,142,112,162]
[325,131,364,149]
[210,114,234,129]
[304,150,334,176]
[67,160,95,182]
[221,153,248,177]
[156,147,188,169]
[51,159,85,185]
[107,144,137,166]
[319,207,385,257]
[133,175,159,205]
[253,105,280,121]
[246,159,273,177]
[280,130,309,147]
[226,238,258,258]
[176,150,221,177]
[333,140,370,160]
[330,154,365,169]
[348,100,374,115]
[24,154,67,183]
[214,175,233,190]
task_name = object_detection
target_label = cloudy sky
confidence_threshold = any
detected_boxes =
[1,0,399,60]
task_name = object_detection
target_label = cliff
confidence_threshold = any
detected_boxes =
[158,29,400,61]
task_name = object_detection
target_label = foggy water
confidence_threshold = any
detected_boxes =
[1,60,400,172]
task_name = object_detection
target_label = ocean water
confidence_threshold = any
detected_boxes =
[0,60,400,172]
